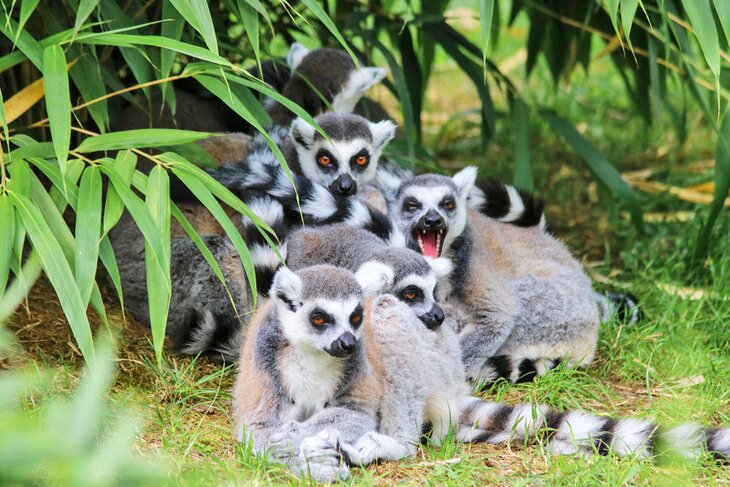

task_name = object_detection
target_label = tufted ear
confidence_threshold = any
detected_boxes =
[290,117,316,150]
[355,261,395,297]
[271,267,302,311]
[452,166,478,198]
[353,66,389,93]
[369,119,397,153]
[287,42,310,70]
[426,257,453,281]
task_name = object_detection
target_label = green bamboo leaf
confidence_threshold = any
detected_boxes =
[42,45,71,183]
[75,166,102,306]
[477,0,495,69]
[0,194,15,297]
[605,0,621,38]
[540,109,643,232]
[98,162,169,287]
[511,97,533,191]
[8,191,95,364]
[145,165,171,364]
[89,283,108,327]
[15,0,41,43]
[695,109,730,261]
[171,203,234,309]
[69,52,108,132]
[172,166,258,303]
[712,0,730,49]
[0,251,42,324]
[620,0,640,42]
[0,17,43,69]
[681,0,720,107]
[169,0,218,54]
[76,129,212,153]
[237,0,261,73]
[99,236,124,312]
[103,150,137,236]
[160,1,185,107]
[9,141,55,160]
[74,33,233,67]
[193,74,270,130]
[73,0,101,37]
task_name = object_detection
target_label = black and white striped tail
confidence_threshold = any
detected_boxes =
[477,355,563,386]
[459,398,730,461]
[596,291,642,324]
[473,178,546,229]
[174,309,244,362]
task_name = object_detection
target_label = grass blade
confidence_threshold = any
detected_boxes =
[8,191,95,364]
[76,129,211,153]
[540,109,643,232]
[75,165,102,306]
[0,194,15,297]
[42,45,71,183]
[169,0,218,54]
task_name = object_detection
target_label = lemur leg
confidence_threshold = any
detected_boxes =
[456,311,518,382]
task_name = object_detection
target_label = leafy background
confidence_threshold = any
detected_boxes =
[0,0,729,484]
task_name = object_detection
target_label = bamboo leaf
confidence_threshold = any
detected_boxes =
[477,0,496,68]
[298,0,358,65]
[75,166,102,306]
[681,0,720,107]
[605,0,621,39]
[9,191,95,364]
[169,0,218,54]
[42,45,71,182]
[160,1,185,106]
[15,0,41,44]
[69,52,108,132]
[237,0,261,73]
[145,165,171,364]
[0,194,15,297]
[511,96,533,191]
[620,0,640,42]
[712,0,730,49]
[99,236,123,312]
[0,251,42,324]
[695,109,730,261]
[73,0,101,37]
[103,150,137,237]
[76,129,212,153]
[540,109,643,232]
[0,17,43,69]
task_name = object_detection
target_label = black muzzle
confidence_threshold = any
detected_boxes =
[329,174,358,197]
[419,304,445,330]
[325,332,357,357]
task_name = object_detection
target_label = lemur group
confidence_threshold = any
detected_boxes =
[109,44,729,481]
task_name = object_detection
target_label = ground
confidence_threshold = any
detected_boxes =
[2,11,730,487]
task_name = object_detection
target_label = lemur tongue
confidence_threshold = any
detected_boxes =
[422,231,439,258]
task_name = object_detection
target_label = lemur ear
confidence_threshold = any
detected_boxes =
[426,257,453,280]
[353,67,389,93]
[271,267,302,312]
[287,42,310,70]
[369,119,397,153]
[355,261,395,297]
[374,168,404,205]
[290,118,316,150]
[452,166,478,197]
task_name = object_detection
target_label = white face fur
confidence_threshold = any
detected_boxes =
[387,167,478,259]
[290,117,397,196]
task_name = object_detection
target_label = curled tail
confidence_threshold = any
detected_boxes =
[174,309,244,362]
[474,178,545,229]
[595,291,642,324]
[459,398,730,461]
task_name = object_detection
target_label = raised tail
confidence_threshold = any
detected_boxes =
[595,291,642,324]
[458,397,729,461]
[473,178,546,229]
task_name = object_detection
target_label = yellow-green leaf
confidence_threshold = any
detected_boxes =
[42,45,71,183]
[75,166,102,306]
[169,0,218,54]
[76,129,212,153]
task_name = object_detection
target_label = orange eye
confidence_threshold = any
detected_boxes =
[404,291,416,300]
[355,155,368,166]
[442,199,456,211]
[318,155,331,166]
[310,313,326,326]
[350,313,362,326]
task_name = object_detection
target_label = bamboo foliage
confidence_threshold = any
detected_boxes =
[0,0,728,365]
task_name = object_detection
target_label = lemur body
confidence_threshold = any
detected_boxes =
[233,264,730,482]
[384,167,602,383]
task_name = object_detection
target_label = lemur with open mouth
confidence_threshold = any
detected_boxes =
[233,264,729,482]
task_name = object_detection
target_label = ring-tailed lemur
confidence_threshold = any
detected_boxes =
[381,166,605,384]
[233,264,730,482]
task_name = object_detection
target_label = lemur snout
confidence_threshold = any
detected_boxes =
[326,332,357,357]
[420,304,445,330]
[330,174,358,196]
[418,210,446,230]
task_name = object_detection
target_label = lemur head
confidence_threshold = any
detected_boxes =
[291,112,397,197]
[362,249,453,330]
[270,264,391,358]
[286,43,389,115]
[383,166,477,259]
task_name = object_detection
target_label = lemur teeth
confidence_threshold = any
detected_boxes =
[417,234,425,254]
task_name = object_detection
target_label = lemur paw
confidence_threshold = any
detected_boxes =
[299,428,343,461]
[339,431,411,465]
[291,431,351,484]
[270,422,303,457]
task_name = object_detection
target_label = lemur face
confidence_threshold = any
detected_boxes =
[362,252,453,330]
[271,264,392,358]
[291,113,397,197]
[388,167,477,258]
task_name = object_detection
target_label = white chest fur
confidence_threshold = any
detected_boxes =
[280,349,345,422]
